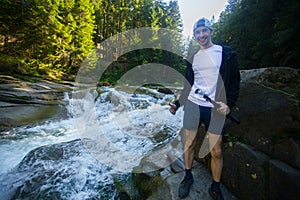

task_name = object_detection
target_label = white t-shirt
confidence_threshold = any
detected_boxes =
[188,45,223,107]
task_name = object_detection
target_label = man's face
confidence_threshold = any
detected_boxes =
[194,27,213,48]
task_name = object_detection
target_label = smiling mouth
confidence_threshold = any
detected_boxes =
[197,37,206,43]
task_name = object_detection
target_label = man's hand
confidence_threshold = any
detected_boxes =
[169,102,178,115]
[216,102,230,116]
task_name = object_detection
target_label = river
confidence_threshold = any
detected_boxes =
[0,86,184,199]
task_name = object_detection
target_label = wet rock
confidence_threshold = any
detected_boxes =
[157,87,173,94]
[273,138,300,170]
[0,139,118,200]
[222,142,300,200]
[0,117,22,131]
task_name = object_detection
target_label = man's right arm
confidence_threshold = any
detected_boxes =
[170,61,194,114]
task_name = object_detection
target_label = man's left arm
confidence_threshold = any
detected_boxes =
[227,55,241,109]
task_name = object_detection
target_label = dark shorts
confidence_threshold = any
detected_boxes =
[183,99,226,135]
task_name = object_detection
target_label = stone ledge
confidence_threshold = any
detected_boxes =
[269,159,300,200]
[220,142,300,200]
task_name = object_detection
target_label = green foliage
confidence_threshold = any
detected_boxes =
[94,0,185,85]
[224,132,241,143]
[1,0,185,82]
[1,0,95,79]
[213,0,300,69]
[1,0,298,81]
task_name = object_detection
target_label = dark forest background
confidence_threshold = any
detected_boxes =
[0,0,299,83]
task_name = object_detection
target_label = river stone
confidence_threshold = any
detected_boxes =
[133,127,237,199]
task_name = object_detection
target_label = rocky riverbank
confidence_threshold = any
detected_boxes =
[0,75,75,131]
[0,67,299,199]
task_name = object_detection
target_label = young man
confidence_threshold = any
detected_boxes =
[169,18,240,199]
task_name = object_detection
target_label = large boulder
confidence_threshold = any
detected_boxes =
[208,67,300,200]
[222,142,269,200]
[222,142,300,200]
[227,67,300,169]
[0,139,105,199]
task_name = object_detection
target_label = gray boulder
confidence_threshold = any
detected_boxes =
[214,67,300,200]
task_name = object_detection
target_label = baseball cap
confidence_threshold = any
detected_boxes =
[193,18,212,31]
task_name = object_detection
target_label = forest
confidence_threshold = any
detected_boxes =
[214,0,300,69]
[0,0,299,83]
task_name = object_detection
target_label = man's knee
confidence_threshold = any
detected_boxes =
[210,146,222,159]
[184,137,196,150]
[183,130,197,148]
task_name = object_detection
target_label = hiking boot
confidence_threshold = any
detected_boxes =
[178,177,194,199]
[208,186,224,200]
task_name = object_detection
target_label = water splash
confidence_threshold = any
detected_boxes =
[71,86,183,172]
[0,86,184,199]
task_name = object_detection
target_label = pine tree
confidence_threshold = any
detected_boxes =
[214,0,300,69]
[68,0,95,72]
[14,0,95,77]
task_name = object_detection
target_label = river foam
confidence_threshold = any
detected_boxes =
[0,86,183,199]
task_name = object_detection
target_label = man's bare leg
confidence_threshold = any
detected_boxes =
[208,132,223,182]
[178,129,198,198]
[207,131,224,200]
[183,129,198,169]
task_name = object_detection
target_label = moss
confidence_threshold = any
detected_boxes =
[113,174,142,200]
[132,171,163,199]
[153,127,171,143]
[223,132,250,148]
